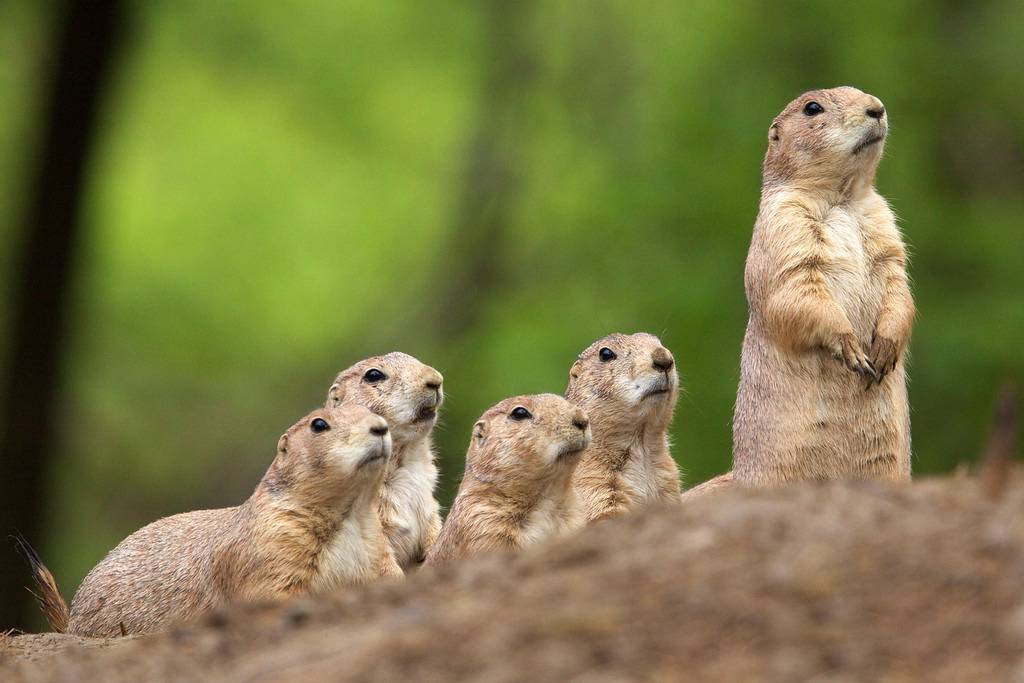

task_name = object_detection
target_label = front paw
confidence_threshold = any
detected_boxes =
[868,335,900,383]
[830,332,876,380]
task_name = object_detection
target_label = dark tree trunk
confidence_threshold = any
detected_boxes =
[0,0,126,631]
[426,0,537,340]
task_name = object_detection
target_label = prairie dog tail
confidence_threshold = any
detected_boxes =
[13,535,69,633]
[681,471,735,501]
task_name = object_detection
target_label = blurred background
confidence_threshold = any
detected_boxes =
[1,0,1022,630]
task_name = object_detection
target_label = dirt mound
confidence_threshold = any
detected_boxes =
[4,476,1024,681]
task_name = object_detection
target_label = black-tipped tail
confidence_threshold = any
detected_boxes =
[12,534,69,633]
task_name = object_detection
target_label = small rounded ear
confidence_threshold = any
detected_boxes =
[472,421,487,443]
[569,360,583,381]
[327,382,345,406]
[769,122,780,142]
[277,433,289,455]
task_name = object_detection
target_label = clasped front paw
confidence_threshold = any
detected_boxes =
[867,334,900,384]
[831,333,877,381]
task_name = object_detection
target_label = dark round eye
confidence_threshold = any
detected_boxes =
[598,347,617,362]
[310,418,330,434]
[803,101,824,116]
[363,368,386,383]
[509,407,532,421]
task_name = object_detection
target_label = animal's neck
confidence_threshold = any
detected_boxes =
[253,481,380,557]
[766,171,876,206]
[541,472,579,519]
[519,474,581,541]
[464,468,575,525]
[389,434,432,472]
[588,417,666,472]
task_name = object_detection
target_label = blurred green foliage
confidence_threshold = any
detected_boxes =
[1,0,1022,599]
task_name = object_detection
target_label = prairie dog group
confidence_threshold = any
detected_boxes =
[26,339,678,637]
[427,332,684,564]
[22,85,916,639]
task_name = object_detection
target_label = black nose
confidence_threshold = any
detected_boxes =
[866,106,885,119]
[652,348,674,372]
[370,425,388,436]
[425,380,440,390]
[572,417,589,431]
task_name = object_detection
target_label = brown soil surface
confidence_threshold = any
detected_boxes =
[4,476,1024,682]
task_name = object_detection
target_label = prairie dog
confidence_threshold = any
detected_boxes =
[566,333,682,522]
[327,352,443,570]
[733,86,914,486]
[27,404,401,637]
[426,394,590,565]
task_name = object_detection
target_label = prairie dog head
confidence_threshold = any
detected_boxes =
[763,86,887,188]
[467,394,591,491]
[327,352,443,446]
[566,332,678,430]
[263,403,392,504]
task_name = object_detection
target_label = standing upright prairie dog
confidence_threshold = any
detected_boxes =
[426,394,590,565]
[566,333,682,522]
[327,352,443,570]
[26,404,402,638]
[732,86,915,486]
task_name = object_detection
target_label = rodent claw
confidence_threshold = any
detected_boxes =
[866,335,900,386]
[836,333,880,382]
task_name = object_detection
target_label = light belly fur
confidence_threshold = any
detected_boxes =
[822,207,883,340]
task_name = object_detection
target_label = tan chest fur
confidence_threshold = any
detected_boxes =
[378,441,441,569]
[574,435,679,522]
[519,488,584,546]
[822,198,891,341]
[765,192,894,338]
[309,500,396,592]
[619,443,670,503]
[428,483,582,565]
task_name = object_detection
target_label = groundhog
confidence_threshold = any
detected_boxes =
[732,86,915,486]
[25,404,402,637]
[426,394,590,565]
[566,333,682,522]
[327,352,443,570]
